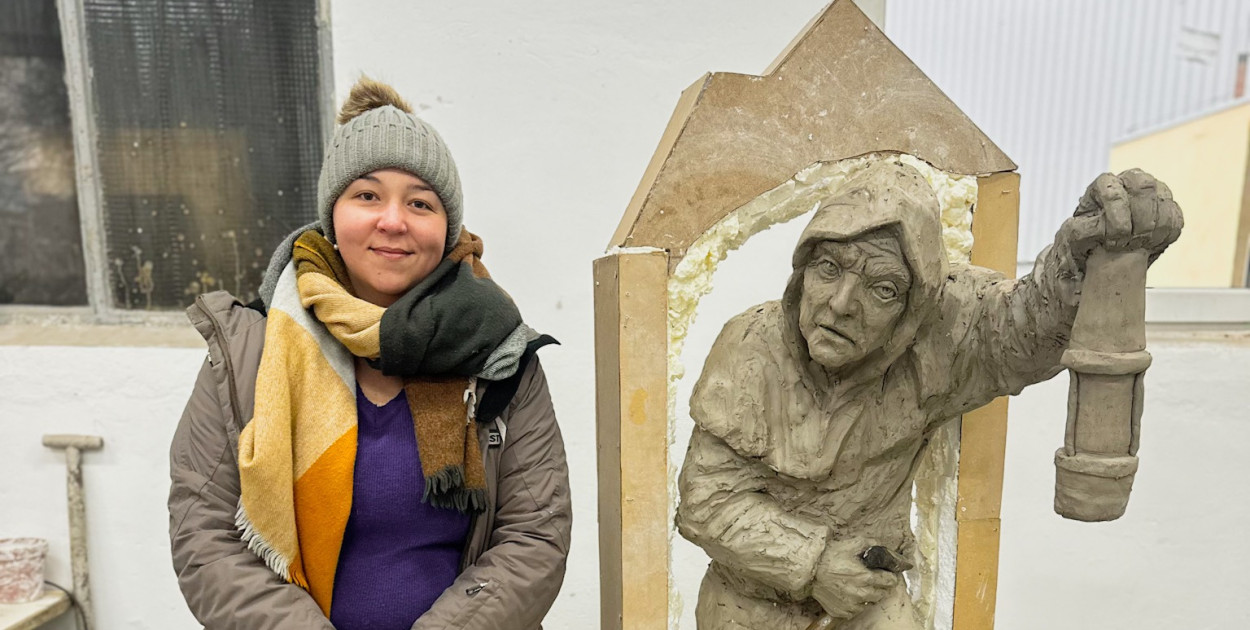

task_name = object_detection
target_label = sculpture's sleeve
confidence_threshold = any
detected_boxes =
[676,426,831,599]
[925,243,1080,420]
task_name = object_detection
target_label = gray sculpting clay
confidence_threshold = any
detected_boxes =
[675,162,1182,629]
[1054,247,1148,521]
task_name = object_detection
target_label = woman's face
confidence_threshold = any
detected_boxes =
[332,168,448,307]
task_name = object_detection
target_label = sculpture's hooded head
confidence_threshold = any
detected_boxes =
[783,161,948,386]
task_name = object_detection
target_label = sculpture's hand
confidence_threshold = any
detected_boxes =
[1058,169,1183,271]
[809,537,899,620]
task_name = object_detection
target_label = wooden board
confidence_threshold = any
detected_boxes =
[952,518,1003,628]
[609,0,1016,258]
[952,171,1020,630]
[594,250,671,630]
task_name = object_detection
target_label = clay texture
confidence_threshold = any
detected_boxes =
[665,155,976,628]
[675,162,1182,629]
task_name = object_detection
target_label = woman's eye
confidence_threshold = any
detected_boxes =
[409,199,430,210]
[872,284,898,300]
[357,191,378,202]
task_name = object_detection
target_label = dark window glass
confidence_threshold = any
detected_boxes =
[83,0,323,309]
[0,0,88,306]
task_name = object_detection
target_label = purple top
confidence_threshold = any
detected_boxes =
[329,387,472,630]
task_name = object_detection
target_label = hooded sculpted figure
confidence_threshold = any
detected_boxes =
[676,161,1182,629]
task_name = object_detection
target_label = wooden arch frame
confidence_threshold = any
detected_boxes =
[594,2,1020,628]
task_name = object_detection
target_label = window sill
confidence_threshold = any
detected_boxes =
[0,306,202,347]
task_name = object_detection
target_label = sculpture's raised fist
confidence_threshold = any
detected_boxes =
[1059,169,1183,270]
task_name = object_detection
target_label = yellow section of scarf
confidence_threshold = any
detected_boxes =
[239,306,357,612]
[293,230,383,358]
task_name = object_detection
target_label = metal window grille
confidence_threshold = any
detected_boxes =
[1,0,326,315]
[79,0,325,310]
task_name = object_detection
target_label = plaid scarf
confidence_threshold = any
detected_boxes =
[237,228,518,615]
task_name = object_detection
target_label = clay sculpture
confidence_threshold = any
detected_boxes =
[675,161,1182,629]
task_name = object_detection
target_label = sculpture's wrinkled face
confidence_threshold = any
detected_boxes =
[797,231,911,376]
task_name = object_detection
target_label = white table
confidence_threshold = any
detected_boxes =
[0,590,70,630]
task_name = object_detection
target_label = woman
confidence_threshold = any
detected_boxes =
[168,78,571,630]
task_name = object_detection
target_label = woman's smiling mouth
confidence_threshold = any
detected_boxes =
[370,246,412,260]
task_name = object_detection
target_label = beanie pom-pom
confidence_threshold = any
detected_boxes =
[337,76,413,124]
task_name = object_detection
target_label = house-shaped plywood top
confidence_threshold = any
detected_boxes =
[610,0,1016,258]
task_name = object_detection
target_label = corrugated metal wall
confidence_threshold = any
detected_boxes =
[886,0,1250,259]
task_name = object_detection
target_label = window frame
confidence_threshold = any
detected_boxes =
[0,0,336,330]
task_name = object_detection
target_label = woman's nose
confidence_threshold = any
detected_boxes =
[376,200,407,232]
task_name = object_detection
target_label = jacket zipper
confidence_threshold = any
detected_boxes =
[458,406,497,572]
[195,295,245,430]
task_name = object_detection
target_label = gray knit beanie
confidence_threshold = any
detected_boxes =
[317,79,463,252]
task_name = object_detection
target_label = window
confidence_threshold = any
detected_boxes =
[0,0,87,305]
[1,0,328,312]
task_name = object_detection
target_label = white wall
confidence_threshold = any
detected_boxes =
[0,346,204,630]
[997,333,1250,629]
[3,2,1249,629]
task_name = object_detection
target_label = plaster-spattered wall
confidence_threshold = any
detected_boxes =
[3,2,1250,629]
[1110,102,1250,288]
[0,345,205,630]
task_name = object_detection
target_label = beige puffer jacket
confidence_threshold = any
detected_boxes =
[168,291,571,630]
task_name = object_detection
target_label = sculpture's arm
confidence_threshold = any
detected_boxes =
[676,426,830,598]
[925,247,1077,419]
[928,170,1182,420]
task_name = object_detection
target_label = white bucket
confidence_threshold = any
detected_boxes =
[0,537,48,604]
